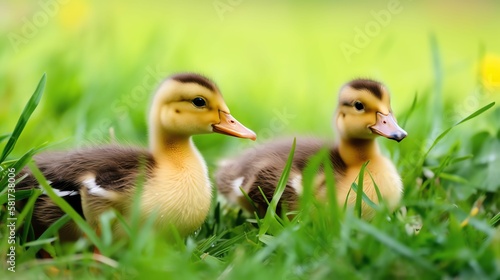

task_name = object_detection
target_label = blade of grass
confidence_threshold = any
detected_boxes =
[423,102,495,160]
[449,154,474,164]
[343,187,352,212]
[99,210,117,248]
[15,188,43,230]
[239,186,259,214]
[351,218,438,274]
[23,237,57,247]
[126,161,165,254]
[0,133,11,144]
[456,102,496,125]
[129,157,148,239]
[489,212,500,226]
[257,186,271,206]
[0,147,44,190]
[254,230,293,263]
[350,183,378,211]
[399,93,418,129]
[0,73,46,163]
[21,203,35,244]
[322,154,340,235]
[368,171,383,202]
[439,173,468,184]
[300,148,328,214]
[268,139,296,211]
[20,214,71,261]
[0,188,31,205]
[406,102,495,184]
[113,209,132,238]
[354,162,368,218]
[212,201,221,234]
[258,138,296,237]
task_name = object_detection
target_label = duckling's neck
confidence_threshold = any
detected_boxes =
[338,138,380,167]
[150,133,200,165]
[144,132,212,237]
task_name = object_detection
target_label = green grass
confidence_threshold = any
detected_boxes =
[1,1,500,279]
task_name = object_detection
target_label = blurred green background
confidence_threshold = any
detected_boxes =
[2,1,500,277]
[1,0,500,164]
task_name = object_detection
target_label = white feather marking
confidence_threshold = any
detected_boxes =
[37,180,79,197]
[55,189,79,197]
[82,176,115,199]
[289,175,303,194]
[231,177,245,196]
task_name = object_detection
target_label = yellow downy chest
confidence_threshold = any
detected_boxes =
[140,158,212,237]
[336,157,403,215]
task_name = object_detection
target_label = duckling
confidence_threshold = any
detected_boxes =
[16,73,256,242]
[216,79,406,217]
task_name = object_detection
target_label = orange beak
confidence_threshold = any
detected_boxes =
[370,112,407,142]
[212,111,257,141]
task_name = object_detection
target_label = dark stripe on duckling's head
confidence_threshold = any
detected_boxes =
[170,73,218,93]
[348,79,383,100]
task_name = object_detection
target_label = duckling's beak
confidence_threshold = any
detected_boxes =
[212,111,257,141]
[370,112,407,142]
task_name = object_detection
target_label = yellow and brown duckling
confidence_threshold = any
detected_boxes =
[216,79,406,217]
[16,73,256,242]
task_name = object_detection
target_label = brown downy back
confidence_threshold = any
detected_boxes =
[216,137,346,217]
[15,145,156,240]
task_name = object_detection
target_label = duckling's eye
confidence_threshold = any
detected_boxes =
[192,97,207,108]
[353,101,365,111]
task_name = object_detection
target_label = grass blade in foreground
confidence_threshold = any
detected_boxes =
[300,149,327,212]
[351,218,439,274]
[424,102,495,159]
[354,162,367,218]
[322,153,341,235]
[0,73,46,163]
[0,145,48,190]
[20,215,71,261]
[15,188,43,230]
[399,93,418,129]
[258,138,296,237]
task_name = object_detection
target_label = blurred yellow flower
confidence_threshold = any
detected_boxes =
[58,0,90,30]
[481,54,500,89]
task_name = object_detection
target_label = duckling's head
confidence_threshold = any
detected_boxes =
[335,79,407,142]
[149,73,256,140]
